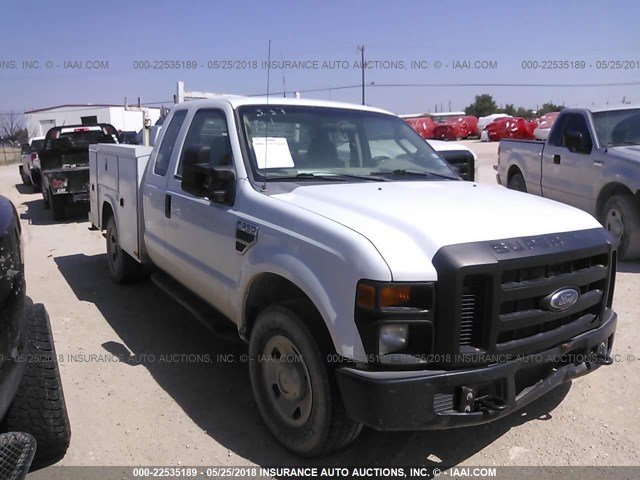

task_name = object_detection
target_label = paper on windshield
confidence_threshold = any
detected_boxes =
[252,137,295,169]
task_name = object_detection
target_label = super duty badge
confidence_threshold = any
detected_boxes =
[236,220,258,254]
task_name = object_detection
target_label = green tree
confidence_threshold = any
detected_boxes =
[537,102,564,116]
[515,107,535,119]
[502,104,516,116]
[465,94,498,117]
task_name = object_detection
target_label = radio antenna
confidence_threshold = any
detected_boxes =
[261,39,271,192]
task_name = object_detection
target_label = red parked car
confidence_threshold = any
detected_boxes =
[405,116,437,139]
[533,112,561,140]
[432,116,478,140]
[486,117,535,141]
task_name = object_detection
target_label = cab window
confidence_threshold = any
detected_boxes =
[154,110,187,176]
[176,109,232,177]
[558,114,593,153]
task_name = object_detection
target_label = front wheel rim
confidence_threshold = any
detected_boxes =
[605,207,624,244]
[261,335,313,427]
[107,227,120,270]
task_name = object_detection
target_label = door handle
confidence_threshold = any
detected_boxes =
[553,154,561,165]
[594,160,604,167]
[164,194,171,218]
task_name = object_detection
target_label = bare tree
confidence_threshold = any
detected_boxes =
[0,112,28,144]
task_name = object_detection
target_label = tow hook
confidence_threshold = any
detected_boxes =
[593,352,614,366]
[591,341,614,366]
[457,387,508,413]
[476,395,508,413]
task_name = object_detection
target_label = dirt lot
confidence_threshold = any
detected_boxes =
[1,141,638,474]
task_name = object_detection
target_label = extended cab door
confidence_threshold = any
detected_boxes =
[142,109,188,270]
[541,112,595,212]
[163,108,238,316]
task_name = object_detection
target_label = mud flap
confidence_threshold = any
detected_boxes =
[0,432,36,480]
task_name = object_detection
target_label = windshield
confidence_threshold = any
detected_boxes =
[238,105,459,182]
[592,108,640,147]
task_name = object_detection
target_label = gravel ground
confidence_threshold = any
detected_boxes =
[1,140,637,476]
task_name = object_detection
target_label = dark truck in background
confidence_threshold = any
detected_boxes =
[39,124,119,220]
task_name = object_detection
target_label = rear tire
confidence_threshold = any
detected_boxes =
[249,300,362,456]
[19,166,31,185]
[106,215,145,283]
[3,304,71,467]
[602,194,640,261]
[42,187,50,209]
[508,172,527,192]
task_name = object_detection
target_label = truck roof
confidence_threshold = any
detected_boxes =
[566,104,640,114]
[174,96,393,115]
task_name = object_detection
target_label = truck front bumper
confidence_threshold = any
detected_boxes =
[336,308,616,431]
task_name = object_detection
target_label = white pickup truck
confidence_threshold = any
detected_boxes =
[495,105,640,260]
[89,96,617,456]
[19,136,45,191]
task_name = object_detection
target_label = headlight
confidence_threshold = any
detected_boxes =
[354,280,435,366]
[356,282,431,310]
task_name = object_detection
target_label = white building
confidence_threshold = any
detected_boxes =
[25,104,162,137]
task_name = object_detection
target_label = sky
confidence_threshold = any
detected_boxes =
[1,0,639,116]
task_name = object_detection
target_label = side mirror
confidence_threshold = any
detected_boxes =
[565,130,590,154]
[181,145,236,205]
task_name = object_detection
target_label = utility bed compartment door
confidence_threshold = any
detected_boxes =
[117,152,150,259]
[89,146,99,227]
[99,153,119,191]
[89,144,152,260]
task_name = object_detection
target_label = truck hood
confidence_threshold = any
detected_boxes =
[271,181,602,280]
[609,145,640,162]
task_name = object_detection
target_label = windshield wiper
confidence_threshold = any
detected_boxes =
[370,169,459,180]
[266,173,346,181]
[266,172,385,182]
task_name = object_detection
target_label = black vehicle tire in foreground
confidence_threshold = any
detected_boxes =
[3,304,71,468]
[106,216,145,283]
[49,190,66,221]
[602,193,640,261]
[507,172,527,192]
[249,300,362,456]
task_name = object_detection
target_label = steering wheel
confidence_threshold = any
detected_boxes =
[371,155,392,165]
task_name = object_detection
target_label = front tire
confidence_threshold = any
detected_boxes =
[602,194,640,261]
[106,216,145,283]
[508,172,527,192]
[3,304,71,467]
[249,301,362,456]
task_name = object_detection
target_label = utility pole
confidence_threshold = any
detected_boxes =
[358,45,365,105]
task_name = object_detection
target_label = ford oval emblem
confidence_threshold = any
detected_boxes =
[543,288,580,312]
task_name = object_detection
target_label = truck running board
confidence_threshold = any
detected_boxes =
[150,271,238,342]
